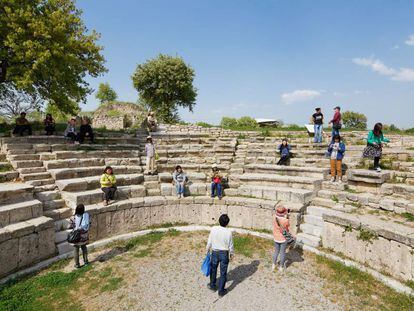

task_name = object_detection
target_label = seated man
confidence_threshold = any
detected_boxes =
[147,112,158,132]
[78,118,94,143]
[13,112,32,136]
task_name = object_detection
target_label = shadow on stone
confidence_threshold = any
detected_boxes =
[226,260,260,292]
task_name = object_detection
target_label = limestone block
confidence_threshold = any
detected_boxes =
[344,230,366,264]
[389,240,413,281]
[149,204,166,227]
[130,185,146,198]
[407,203,414,214]
[38,227,56,260]
[262,188,277,201]
[201,204,227,225]
[288,212,301,236]
[181,204,202,224]
[163,204,182,224]
[18,233,39,267]
[365,237,391,272]
[160,184,174,196]
[322,222,346,255]
[251,207,272,231]
[0,238,18,277]
[379,199,395,212]
[110,210,126,236]
[9,205,32,225]
[96,212,112,240]
[227,205,252,229]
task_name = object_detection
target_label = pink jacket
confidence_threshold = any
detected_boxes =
[273,216,290,242]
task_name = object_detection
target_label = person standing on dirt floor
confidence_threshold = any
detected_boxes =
[206,214,234,297]
[145,136,156,175]
[327,135,345,182]
[329,106,342,142]
[70,204,90,268]
[362,122,390,172]
[272,206,290,272]
[312,107,324,143]
[100,166,117,206]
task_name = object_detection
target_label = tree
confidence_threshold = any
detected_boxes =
[132,54,197,123]
[45,100,80,122]
[96,82,117,104]
[0,0,106,113]
[0,83,43,119]
[342,111,367,130]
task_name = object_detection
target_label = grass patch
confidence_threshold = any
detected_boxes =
[0,265,91,311]
[401,212,414,222]
[100,277,124,292]
[315,255,414,310]
[233,233,273,258]
[146,222,189,230]
[123,231,165,251]
[331,195,339,203]
[0,163,13,172]
[356,225,378,244]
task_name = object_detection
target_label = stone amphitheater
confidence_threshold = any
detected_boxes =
[0,124,413,288]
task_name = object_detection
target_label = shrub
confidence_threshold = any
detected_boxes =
[220,117,238,128]
[342,111,367,130]
[196,122,214,128]
[237,116,258,129]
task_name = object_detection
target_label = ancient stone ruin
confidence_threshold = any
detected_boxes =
[0,126,413,284]
[92,102,147,130]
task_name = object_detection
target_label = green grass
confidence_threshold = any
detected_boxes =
[0,265,92,311]
[401,212,414,222]
[0,163,13,172]
[315,255,414,311]
[233,233,272,258]
[331,195,339,203]
[100,277,124,292]
[123,231,165,251]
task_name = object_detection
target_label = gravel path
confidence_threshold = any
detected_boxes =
[82,232,344,311]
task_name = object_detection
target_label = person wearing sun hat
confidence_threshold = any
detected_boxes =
[272,205,290,272]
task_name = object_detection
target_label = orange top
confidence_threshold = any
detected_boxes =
[273,216,290,243]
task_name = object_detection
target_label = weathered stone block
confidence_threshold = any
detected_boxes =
[18,233,39,267]
[322,222,346,254]
[0,238,18,277]
[389,240,413,281]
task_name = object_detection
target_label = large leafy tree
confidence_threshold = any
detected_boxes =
[342,110,367,130]
[0,0,106,113]
[96,82,117,104]
[132,54,197,123]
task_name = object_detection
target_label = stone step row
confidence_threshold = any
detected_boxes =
[0,200,43,228]
[49,165,142,180]
[0,183,35,205]
[242,164,329,178]
[44,157,141,170]
[231,173,323,190]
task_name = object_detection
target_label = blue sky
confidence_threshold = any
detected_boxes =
[78,0,414,128]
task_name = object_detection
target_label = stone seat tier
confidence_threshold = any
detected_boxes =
[19,171,52,182]
[56,173,145,192]
[8,154,41,161]
[49,165,142,180]
[10,160,43,169]
[232,173,323,190]
[237,184,315,204]
[44,157,141,170]
[160,182,217,197]
[347,169,391,184]
[155,163,231,174]
[242,164,329,178]
[158,172,207,183]
[0,199,43,227]
[381,183,414,200]
[156,156,234,165]
[52,150,140,160]
[61,184,146,208]
[0,183,34,206]
[155,149,235,158]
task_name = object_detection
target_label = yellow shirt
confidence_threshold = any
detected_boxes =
[100,173,116,188]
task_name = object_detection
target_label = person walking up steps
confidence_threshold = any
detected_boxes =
[272,206,291,272]
[329,106,342,142]
[145,136,156,175]
[100,166,117,206]
[327,135,345,182]
[312,107,324,143]
[363,123,390,172]
[206,214,234,297]
[69,204,90,268]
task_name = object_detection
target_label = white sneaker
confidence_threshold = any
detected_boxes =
[272,263,276,271]
[338,178,342,183]
[376,167,382,172]
[330,177,335,182]
[278,266,285,272]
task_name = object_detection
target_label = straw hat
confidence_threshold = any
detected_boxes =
[212,164,218,169]
[276,206,287,217]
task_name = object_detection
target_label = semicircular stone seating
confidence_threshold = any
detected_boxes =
[0,124,414,283]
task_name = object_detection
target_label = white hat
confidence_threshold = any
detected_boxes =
[212,164,218,168]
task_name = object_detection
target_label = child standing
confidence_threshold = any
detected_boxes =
[211,164,223,199]
[363,123,390,172]
[277,138,291,165]
[145,136,156,175]
[327,135,345,182]
[173,165,187,198]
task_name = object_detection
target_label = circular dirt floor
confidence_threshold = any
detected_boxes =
[74,231,345,311]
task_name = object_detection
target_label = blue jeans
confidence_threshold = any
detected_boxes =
[314,124,323,143]
[211,182,222,197]
[175,182,185,194]
[331,127,340,142]
[273,241,287,267]
[210,250,229,294]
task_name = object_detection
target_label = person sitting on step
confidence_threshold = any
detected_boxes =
[277,138,291,165]
[69,204,90,269]
[146,111,158,132]
[211,164,223,199]
[13,112,32,136]
[44,113,56,136]
[78,117,95,144]
[362,122,390,173]
[173,165,187,198]
[64,118,78,143]
[327,135,345,182]
[100,166,117,206]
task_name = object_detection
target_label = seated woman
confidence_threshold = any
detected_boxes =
[78,118,94,143]
[173,165,187,198]
[13,112,32,136]
[210,164,223,199]
[64,118,78,142]
[277,138,291,165]
[44,113,56,136]
[100,166,117,206]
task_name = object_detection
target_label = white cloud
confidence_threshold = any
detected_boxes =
[405,34,414,46]
[352,57,414,82]
[281,89,321,104]
[391,45,400,50]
